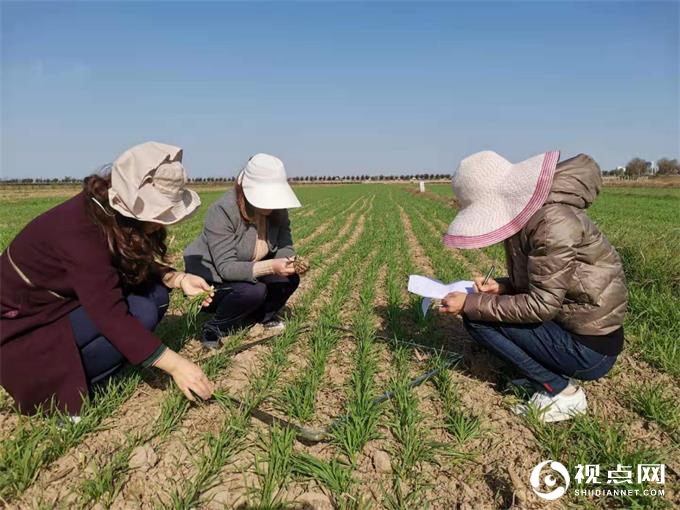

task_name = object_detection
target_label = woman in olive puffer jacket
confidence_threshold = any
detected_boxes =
[439,150,627,423]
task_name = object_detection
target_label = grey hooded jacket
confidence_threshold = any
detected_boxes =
[183,188,295,283]
[464,153,628,336]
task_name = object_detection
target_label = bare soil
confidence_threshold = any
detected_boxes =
[3,187,678,510]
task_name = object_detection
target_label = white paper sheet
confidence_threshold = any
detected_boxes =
[408,275,475,317]
[408,275,475,299]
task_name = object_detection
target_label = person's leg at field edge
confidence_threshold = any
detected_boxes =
[462,317,617,422]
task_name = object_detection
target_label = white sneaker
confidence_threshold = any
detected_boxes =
[57,415,82,430]
[513,387,587,423]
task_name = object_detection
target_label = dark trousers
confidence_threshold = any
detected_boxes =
[463,317,617,395]
[203,274,300,336]
[69,282,169,386]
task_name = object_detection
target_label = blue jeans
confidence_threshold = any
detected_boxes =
[69,282,169,386]
[463,318,617,395]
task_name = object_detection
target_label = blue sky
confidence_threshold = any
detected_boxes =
[1,1,678,178]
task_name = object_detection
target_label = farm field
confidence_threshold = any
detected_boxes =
[0,184,678,509]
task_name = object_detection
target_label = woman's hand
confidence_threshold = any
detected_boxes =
[271,258,296,276]
[438,292,467,315]
[179,273,214,307]
[153,349,213,401]
[473,277,504,295]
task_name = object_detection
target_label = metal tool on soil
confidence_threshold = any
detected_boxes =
[209,324,461,443]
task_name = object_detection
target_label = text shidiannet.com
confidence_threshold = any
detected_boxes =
[530,461,667,502]
[573,489,665,497]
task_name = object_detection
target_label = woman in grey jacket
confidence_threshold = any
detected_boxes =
[184,154,303,348]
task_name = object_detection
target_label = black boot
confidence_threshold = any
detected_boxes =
[201,322,222,350]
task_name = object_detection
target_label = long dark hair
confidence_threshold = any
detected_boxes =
[83,173,169,287]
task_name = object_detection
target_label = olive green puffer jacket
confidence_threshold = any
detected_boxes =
[463,154,628,336]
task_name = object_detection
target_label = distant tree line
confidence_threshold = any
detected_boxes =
[0,176,82,184]
[185,173,451,183]
[603,157,680,179]
[284,173,451,182]
[3,161,678,184]
[0,173,452,184]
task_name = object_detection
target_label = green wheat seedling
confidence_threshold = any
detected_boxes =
[410,200,482,268]
[400,196,470,282]
[77,437,137,508]
[180,290,210,338]
[380,202,452,508]
[0,286,225,502]
[179,196,368,427]
[405,187,506,268]
[280,267,358,422]
[293,198,352,246]
[628,382,680,439]
[247,208,366,408]
[382,475,430,510]
[277,220,373,422]
[625,285,680,377]
[253,425,296,509]
[331,247,385,463]
[246,206,376,507]
[330,321,383,462]
[279,322,346,422]
[431,356,481,446]
[164,202,370,508]
[151,330,246,439]
[409,195,487,271]
[291,453,354,500]
[0,374,139,502]
[386,359,442,509]
[74,330,249,507]
[0,414,50,501]
[524,410,669,509]
[4,184,679,509]
[162,395,250,510]
[0,186,357,504]
[388,348,443,477]
[295,196,369,259]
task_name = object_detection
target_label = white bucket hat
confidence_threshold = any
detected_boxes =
[238,153,301,209]
[107,141,201,225]
[443,150,560,249]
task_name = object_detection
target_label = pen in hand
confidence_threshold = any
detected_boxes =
[480,265,496,289]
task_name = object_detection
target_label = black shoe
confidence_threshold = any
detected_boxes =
[201,323,223,350]
[262,314,285,332]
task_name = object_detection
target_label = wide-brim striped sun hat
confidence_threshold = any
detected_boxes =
[443,150,560,249]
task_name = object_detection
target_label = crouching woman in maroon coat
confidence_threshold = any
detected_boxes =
[0,142,214,416]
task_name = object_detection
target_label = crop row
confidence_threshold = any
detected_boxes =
[0,188,363,505]
[158,194,375,508]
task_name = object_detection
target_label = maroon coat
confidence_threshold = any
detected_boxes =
[0,193,163,414]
